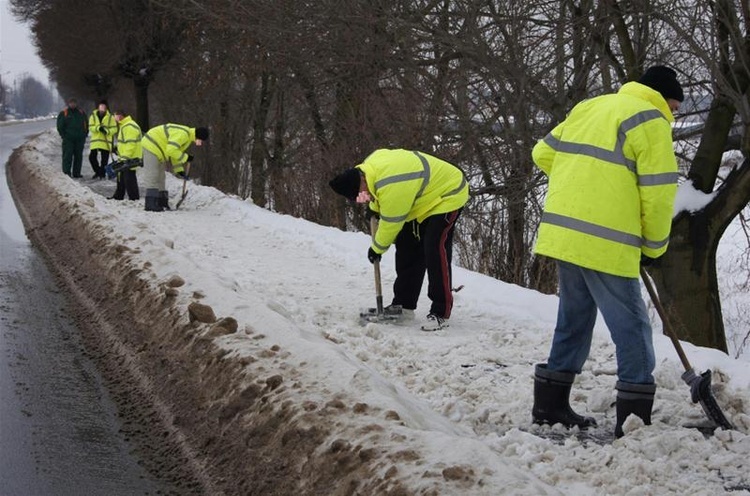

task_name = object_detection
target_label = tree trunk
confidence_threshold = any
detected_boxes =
[649,212,727,352]
[250,71,274,208]
[651,159,750,352]
[133,78,149,130]
[688,96,735,193]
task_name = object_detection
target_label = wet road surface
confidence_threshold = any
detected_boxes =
[0,120,172,495]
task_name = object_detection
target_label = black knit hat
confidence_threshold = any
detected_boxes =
[195,127,209,140]
[98,99,108,107]
[329,168,361,201]
[638,66,684,102]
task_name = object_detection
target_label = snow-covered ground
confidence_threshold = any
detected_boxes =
[11,130,750,494]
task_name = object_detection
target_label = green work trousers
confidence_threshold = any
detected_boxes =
[62,137,85,177]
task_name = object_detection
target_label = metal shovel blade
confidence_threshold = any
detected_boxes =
[682,368,734,430]
[640,269,733,431]
[359,306,405,326]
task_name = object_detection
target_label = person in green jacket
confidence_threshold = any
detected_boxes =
[56,98,88,177]
[88,99,117,179]
[530,66,682,438]
[140,123,209,212]
[329,149,469,331]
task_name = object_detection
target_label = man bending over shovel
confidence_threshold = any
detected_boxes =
[329,149,469,331]
[141,124,209,212]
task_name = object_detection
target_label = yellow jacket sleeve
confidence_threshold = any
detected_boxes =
[532,121,565,176]
[629,118,678,258]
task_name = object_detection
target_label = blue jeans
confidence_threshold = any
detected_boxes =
[547,261,655,384]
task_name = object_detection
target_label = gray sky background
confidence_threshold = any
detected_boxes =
[1,0,51,85]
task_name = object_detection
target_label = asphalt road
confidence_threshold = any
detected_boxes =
[0,120,169,495]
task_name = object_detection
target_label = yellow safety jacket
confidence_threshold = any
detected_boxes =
[115,116,143,168]
[358,149,469,254]
[88,110,117,151]
[141,123,195,174]
[532,82,678,278]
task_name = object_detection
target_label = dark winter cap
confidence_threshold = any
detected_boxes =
[638,66,684,102]
[195,127,209,141]
[98,99,108,106]
[329,168,361,201]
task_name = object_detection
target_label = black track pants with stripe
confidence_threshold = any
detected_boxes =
[392,209,462,319]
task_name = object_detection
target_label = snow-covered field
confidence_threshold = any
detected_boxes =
[10,130,750,494]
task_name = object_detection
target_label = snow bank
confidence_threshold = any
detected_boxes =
[7,130,750,495]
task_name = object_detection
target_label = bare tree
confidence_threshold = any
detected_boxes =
[0,74,8,119]
[12,0,115,101]
[12,0,185,129]
[636,0,750,352]
[16,0,749,351]
[12,73,55,117]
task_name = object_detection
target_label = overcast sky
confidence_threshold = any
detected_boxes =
[1,0,51,85]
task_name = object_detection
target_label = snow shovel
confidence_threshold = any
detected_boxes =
[359,216,402,325]
[640,267,733,430]
[175,162,191,210]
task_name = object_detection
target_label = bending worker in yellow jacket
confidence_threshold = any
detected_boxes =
[530,66,682,439]
[329,149,469,331]
[141,123,209,212]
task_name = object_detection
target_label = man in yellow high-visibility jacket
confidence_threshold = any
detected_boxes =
[111,109,142,201]
[88,100,117,179]
[530,66,682,438]
[141,123,209,211]
[329,149,469,331]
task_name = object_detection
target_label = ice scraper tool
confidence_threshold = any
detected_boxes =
[175,162,191,210]
[640,268,733,431]
[359,216,402,325]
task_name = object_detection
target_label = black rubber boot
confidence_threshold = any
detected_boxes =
[145,188,163,212]
[615,381,656,438]
[532,363,597,429]
[159,190,171,211]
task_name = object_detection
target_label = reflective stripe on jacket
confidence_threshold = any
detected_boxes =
[531,81,678,278]
[141,123,195,173]
[88,110,117,151]
[358,149,469,254]
[115,116,143,165]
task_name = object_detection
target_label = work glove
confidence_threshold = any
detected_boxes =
[366,207,379,220]
[367,247,381,264]
[186,154,194,163]
[177,171,189,179]
[112,146,118,155]
[98,125,106,134]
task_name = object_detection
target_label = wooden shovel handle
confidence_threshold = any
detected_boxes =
[370,216,384,314]
[181,162,191,195]
[640,267,692,371]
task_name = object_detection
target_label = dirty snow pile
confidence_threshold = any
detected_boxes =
[20,130,750,494]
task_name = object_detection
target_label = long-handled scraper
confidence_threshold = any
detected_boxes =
[359,216,403,325]
[641,267,733,430]
[175,162,191,210]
